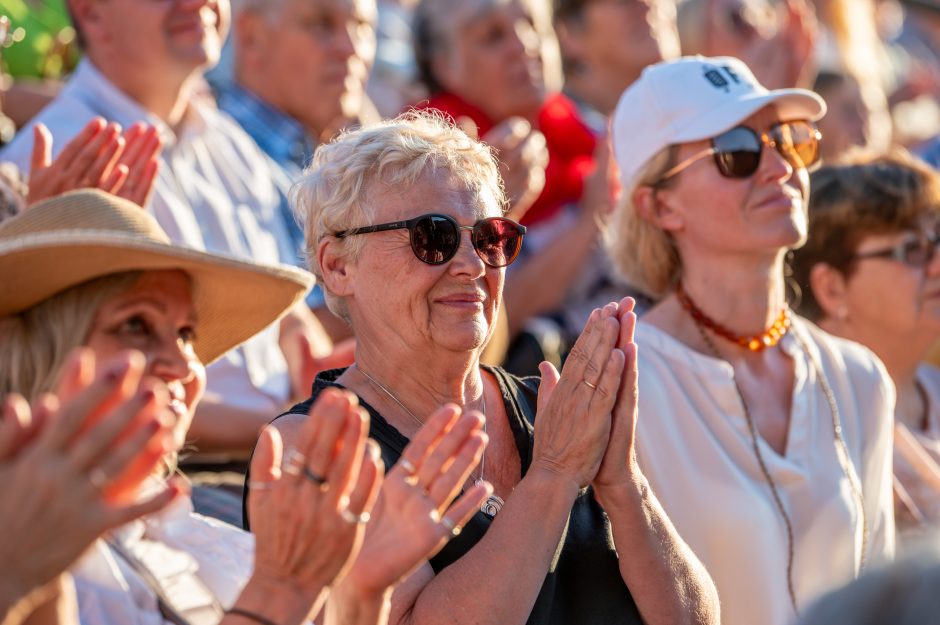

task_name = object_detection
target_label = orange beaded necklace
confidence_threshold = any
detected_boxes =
[676,283,792,351]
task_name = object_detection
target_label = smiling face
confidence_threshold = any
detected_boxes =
[84,270,206,451]
[80,0,228,85]
[654,105,811,264]
[341,168,504,357]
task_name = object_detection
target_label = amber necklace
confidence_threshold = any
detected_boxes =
[676,282,792,351]
[681,288,868,616]
[357,366,506,517]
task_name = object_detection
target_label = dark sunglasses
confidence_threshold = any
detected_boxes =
[334,213,527,268]
[853,230,940,268]
[655,120,821,185]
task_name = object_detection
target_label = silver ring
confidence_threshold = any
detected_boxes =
[341,509,371,524]
[282,448,306,476]
[582,380,598,390]
[302,466,328,491]
[89,468,108,492]
[247,480,276,491]
[441,516,461,537]
[399,458,417,475]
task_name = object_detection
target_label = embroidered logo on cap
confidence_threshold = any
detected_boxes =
[703,64,742,93]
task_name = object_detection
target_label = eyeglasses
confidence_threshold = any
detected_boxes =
[333,213,527,268]
[654,120,822,185]
[853,230,940,268]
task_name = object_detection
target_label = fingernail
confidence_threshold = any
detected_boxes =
[367,440,381,461]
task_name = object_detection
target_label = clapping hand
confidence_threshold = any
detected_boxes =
[532,304,625,490]
[341,405,490,598]
[27,118,162,208]
[592,297,642,500]
[0,349,179,615]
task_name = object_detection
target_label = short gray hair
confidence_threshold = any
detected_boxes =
[290,111,506,319]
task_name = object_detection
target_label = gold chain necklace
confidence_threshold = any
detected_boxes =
[689,313,868,617]
[356,366,506,517]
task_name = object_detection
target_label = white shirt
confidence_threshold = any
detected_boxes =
[72,491,254,625]
[1,59,294,415]
[634,318,895,625]
[893,364,940,534]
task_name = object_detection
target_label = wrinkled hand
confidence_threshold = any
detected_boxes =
[343,405,489,597]
[27,118,163,208]
[532,304,625,489]
[248,389,383,616]
[476,117,547,221]
[592,298,642,498]
[0,349,179,607]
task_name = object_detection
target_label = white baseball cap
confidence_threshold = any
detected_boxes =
[611,55,826,193]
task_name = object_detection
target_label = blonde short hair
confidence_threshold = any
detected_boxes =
[0,272,141,403]
[291,111,506,319]
[607,146,680,300]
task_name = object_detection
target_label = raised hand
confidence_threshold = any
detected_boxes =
[532,303,625,489]
[592,297,642,498]
[481,117,548,222]
[341,405,490,598]
[245,389,383,621]
[26,118,164,208]
[0,350,179,613]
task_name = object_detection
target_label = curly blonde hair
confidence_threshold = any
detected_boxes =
[290,111,507,319]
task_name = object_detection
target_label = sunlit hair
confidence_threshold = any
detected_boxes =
[0,272,141,403]
[290,110,507,319]
[413,0,562,95]
[790,149,940,321]
[606,145,680,300]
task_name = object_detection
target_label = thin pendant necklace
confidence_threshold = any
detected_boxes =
[356,366,506,517]
[683,295,868,617]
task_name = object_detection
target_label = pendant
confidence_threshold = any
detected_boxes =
[478,479,504,517]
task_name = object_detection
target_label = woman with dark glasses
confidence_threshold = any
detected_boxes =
[609,56,895,625]
[790,151,940,540]
[267,112,719,624]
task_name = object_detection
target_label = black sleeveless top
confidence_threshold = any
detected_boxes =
[244,366,643,625]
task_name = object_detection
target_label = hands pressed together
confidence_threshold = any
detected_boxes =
[531,297,641,500]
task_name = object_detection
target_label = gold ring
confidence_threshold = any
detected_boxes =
[583,380,598,390]
[341,509,371,524]
[440,516,461,537]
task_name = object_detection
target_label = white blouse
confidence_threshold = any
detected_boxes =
[72,488,254,625]
[634,318,895,625]
[893,364,940,535]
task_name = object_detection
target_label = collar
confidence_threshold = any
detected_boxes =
[216,83,315,171]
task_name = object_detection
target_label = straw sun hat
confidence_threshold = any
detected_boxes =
[0,189,315,365]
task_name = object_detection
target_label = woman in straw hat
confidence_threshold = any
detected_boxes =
[0,189,487,625]
[608,55,896,625]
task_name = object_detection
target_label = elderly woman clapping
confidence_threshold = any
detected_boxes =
[271,112,719,625]
[0,190,484,625]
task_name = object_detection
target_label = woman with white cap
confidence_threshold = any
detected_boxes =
[0,189,488,625]
[609,56,896,625]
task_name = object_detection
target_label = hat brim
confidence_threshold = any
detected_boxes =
[0,231,314,365]
[672,88,826,144]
